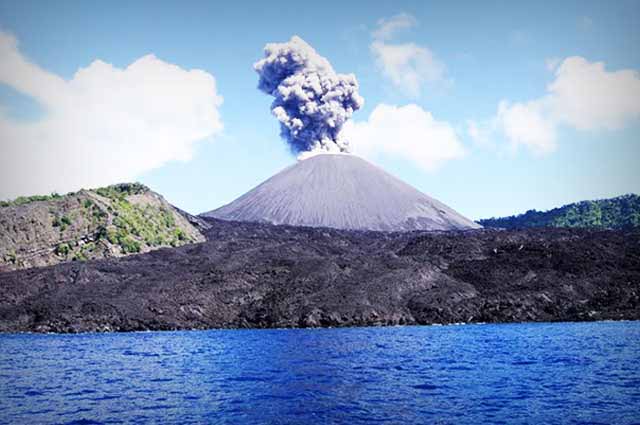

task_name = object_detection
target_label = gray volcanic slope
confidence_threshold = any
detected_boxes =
[203,154,480,231]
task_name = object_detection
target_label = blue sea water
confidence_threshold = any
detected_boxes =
[0,321,639,425]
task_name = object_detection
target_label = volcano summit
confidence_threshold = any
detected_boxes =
[203,154,480,231]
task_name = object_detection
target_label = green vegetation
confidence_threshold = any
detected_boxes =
[89,183,191,253]
[95,183,149,200]
[72,242,97,262]
[0,193,62,208]
[479,194,640,230]
[52,214,72,231]
[55,243,70,256]
[174,228,187,241]
[0,183,148,208]
[73,251,88,262]
[105,200,190,252]
[81,199,107,225]
[4,249,17,264]
[1,182,197,270]
[119,236,141,253]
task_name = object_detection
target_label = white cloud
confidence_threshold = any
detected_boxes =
[371,14,448,97]
[482,56,640,155]
[370,41,447,98]
[342,103,465,171]
[0,32,223,199]
[372,13,417,41]
[496,99,556,155]
[548,57,640,130]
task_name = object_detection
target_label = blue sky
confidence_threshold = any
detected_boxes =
[0,0,639,219]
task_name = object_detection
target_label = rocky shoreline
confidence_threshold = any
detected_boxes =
[1,218,638,333]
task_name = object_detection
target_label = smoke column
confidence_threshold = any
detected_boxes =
[254,36,364,155]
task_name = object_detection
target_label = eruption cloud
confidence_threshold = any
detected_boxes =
[254,36,364,155]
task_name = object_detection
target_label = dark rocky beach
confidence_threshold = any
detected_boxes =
[0,218,638,333]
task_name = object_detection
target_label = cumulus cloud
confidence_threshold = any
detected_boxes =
[0,32,223,200]
[549,57,640,130]
[370,14,448,97]
[254,36,363,155]
[476,56,640,155]
[342,104,465,171]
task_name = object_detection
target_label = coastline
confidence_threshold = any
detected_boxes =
[1,318,639,336]
[1,221,638,334]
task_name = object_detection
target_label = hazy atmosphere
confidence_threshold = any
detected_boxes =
[0,0,639,219]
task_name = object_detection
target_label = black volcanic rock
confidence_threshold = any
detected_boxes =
[0,218,638,333]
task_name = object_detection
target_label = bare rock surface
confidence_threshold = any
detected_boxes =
[203,154,481,231]
[0,184,205,272]
[0,218,637,333]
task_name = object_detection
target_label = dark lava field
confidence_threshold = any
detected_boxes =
[0,218,638,333]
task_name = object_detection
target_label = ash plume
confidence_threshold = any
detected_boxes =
[254,36,364,155]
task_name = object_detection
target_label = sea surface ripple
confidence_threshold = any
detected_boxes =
[1,321,639,424]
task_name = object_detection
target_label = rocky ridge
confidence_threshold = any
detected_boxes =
[0,183,205,272]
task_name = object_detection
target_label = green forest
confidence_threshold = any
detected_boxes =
[478,194,640,230]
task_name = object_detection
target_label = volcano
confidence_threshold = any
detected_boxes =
[202,154,480,231]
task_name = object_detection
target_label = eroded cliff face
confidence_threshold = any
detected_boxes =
[0,218,637,333]
[0,183,205,272]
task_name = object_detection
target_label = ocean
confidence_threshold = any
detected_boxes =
[1,321,639,424]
